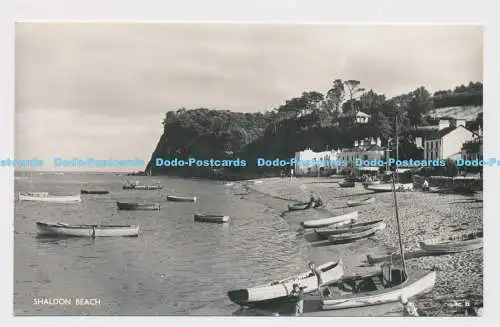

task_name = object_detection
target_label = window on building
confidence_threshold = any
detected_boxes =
[363,155,368,160]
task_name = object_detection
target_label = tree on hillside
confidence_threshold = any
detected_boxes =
[344,80,365,116]
[323,79,345,114]
[407,87,433,127]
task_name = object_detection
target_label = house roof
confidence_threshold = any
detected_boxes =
[426,125,473,140]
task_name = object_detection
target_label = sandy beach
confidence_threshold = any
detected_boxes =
[233,176,483,316]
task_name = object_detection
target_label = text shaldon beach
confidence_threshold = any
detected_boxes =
[32,297,102,306]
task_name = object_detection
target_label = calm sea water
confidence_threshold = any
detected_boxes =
[14,173,310,315]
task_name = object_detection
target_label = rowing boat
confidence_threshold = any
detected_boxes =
[327,223,386,244]
[22,192,49,197]
[301,211,358,229]
[366,183,414,193]
[315,219,384,238]
[81,189,109,194]
[36,221,140,237]
[227,260,344,307]
[167,195,197,202]
[194,213,230,224]
[116,201,160,211]
[18,193,81,203]
[321,263,436,310]
[123,184,163,190]
[288,202,312,211]
[346,197,375,207]
[419,230,483,254]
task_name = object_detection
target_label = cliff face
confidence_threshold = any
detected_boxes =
[145,82,483,178]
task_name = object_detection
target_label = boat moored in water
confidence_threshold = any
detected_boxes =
[194,213,230,224]
[18,193,81,203]
[116,201,160,211]
[167,195,197,202]
[36,222,140,237]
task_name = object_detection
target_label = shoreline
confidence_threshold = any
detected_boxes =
[233,176,483,316]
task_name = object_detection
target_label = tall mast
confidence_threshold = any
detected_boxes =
[391,170,406,276]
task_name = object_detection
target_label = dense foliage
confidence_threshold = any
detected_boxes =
[146,80,483,178]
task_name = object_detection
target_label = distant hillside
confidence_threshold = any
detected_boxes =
[427,105,482,121]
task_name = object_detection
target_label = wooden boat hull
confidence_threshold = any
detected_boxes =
[301,211,358,229]
[227,260,344,307]
[116,202,160,211]
[321,269,436,310]
[194,214,230,224]
[36,222,140,237]
[339,182,355,188]
[288,202,311,211]
[327,223,386,244]
[19,193,81,203]
[123,185,163,190]
[81,190,109,194]
[315,220,384,238]
[346,197,375,207]
[366,183,414,193]
[167,195,197,202]
[419,231,483,254]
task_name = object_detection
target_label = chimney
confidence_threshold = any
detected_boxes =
[439,119,450,131]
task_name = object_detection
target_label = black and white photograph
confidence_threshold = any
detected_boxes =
[12,22,483,317]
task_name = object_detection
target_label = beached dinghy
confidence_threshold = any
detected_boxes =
[301,211,358,229]
[116,201,160,211]
[18,193,81,203]
[419,230,483,254]
[194,213,230,224]
[346,197,375,207]
[167,195,197,202]
[315,219,384,238]
[81,189,109,194]
[288,202,312,211]
[36,222,140,237]
[327,223,386,244]
[321,263,436,310]
[227,260,344,307]
[366,183,413,193]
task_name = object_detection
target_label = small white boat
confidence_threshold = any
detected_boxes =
[327,222,386,244]
[227,260,344,307]
[346,197,375,207]
[22,192,49,197]
[36,222,140,237]
[167,195,197,202]
[194,213,230,224]
[315,219,384,238]
[19,193,81,203]
[321,263,436,310]
[419,230,483,254]
[366,183,413,193]
[301,211,358,229]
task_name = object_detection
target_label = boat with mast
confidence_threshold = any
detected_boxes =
[320,170,436,312]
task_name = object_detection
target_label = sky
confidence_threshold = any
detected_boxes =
[15,23,483,171]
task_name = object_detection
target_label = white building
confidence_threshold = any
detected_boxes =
[294,148,342,175]
[355,111,371,124]
[338,137,386,173]
[424,124,476,160]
